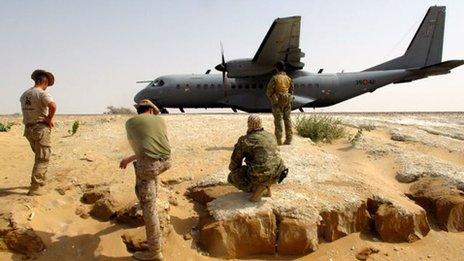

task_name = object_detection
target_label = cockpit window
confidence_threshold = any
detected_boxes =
[152,79,164,87]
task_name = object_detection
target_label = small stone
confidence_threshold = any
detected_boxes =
[183,233,192,240]
[350,246,355,251]
[427,255,432,259]
[168,196,178,206]
[393,246,400,251]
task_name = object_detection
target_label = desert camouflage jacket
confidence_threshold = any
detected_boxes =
[229,129,285,178]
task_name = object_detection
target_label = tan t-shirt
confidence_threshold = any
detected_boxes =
[20,87,54,125]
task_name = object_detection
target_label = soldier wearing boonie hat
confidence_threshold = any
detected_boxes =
[120,99,171,261]
[20,69,57,196]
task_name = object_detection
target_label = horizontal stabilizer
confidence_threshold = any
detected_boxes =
[394,59,464,83]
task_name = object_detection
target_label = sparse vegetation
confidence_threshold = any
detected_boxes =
[104,106,135,115]
[68,121,80,135]
[294,115,345,143]
[358,124,376,131]
[349,128,364,147]
[0,122,14,132]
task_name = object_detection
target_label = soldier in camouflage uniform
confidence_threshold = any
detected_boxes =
[20,70,57,196]
[228,115,287,202]
[266,61,294,145]
[120,99,171,261]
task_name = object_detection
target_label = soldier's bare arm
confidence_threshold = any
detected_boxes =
[120,155,137,169]
[45,101,56,128]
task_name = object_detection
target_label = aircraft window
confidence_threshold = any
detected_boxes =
[308,84,312,87]
[186,84,189,87]
[238,85,243,89]
[176,84,180,89]
[295,84,299,88]
[245,84,250,89]
[251,83,257,89]
[196,84,201,88]
[315,84,320,88]
[232,85,236,89]
[204,85,208,89]
[152,80,164,87]
[210,84,214,89]
[259,83,264,89]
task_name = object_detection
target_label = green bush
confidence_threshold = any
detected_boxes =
[294,115,345,143]
[68,120,80,135]
[0,122,14,132]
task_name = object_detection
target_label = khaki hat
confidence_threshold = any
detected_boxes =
[31,69,55,86]
[134,99,160,113]
[247,115,263,131]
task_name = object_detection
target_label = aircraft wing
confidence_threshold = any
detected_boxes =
[252,16,305,69]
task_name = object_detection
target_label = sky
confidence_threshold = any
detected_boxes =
[1,0,463,114]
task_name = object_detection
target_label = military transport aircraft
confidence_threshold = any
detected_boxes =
[134,6,463,113]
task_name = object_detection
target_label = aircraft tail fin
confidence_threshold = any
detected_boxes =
[365,6,446,71]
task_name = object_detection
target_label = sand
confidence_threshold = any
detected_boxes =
[0,112,463,260]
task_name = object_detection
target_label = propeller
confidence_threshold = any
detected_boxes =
[215,42,229,100]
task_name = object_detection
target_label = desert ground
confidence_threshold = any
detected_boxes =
[0,112,463,261]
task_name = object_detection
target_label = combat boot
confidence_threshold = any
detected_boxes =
[27,185,45,196]
[250,185,267,202]
[133,250,163,261]
[283,139,292,145]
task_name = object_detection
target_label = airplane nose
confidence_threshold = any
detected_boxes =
[134,89,148,103]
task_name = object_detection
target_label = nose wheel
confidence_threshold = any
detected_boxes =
[160,108,169,114]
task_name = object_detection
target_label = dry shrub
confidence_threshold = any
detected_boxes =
[104,106,135,115]
[294,115,345,143]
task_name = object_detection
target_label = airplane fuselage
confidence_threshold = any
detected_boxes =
[134,69,411,112]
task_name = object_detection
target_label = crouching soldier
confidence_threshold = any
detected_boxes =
[20,69,56,196]
[227,115,288,202]
[120,99,171,261]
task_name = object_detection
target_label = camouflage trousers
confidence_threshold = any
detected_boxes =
[271,93,293,144]
[134,156,171,252]
[24,123,51,187]
[228,166,278,193]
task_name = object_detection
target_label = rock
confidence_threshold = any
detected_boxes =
[75,206,90,219]
[3,228,45,253]
[407,177,464,232]
[276,217,318,255]
[188,185,239,205]
[121,230,148,252]
[199,210,276,258]
[355,246,379,260]
[183,233,192,240]
[81,188,110,204]
[391,129,416,142]
[114,203,144,227]
[115,201,171,237]
[90,195,121,221]
[168,196,178,206]
[318,202,371,242]
[374,203,430,242]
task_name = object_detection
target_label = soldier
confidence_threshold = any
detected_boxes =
[120,99,171,261]
[227,115,288,202]
[266,61,294,145]
[20,69,56,196]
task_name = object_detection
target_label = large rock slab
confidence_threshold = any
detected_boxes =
[199,210,276,258]
[374,202,429,242]
[277,217,318,255]
[407,177,464,232]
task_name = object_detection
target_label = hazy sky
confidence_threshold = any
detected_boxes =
[1,0,463,114]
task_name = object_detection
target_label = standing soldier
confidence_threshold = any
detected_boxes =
[266,61,294,145]
[228,115,288,202]
[20,69,56,196]
[120,99,171,261]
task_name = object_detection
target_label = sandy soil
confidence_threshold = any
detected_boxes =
[0,113,463,260]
